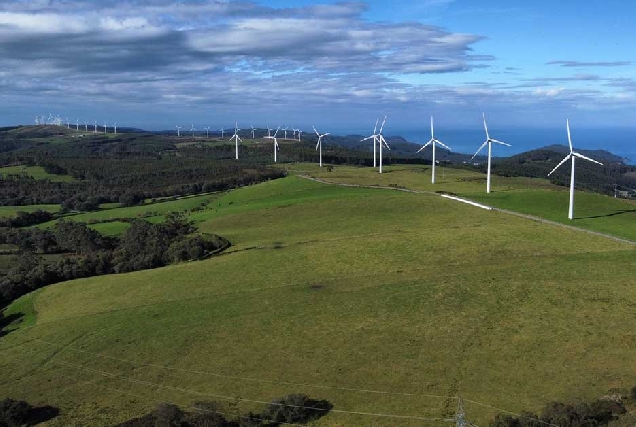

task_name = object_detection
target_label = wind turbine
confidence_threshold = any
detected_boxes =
[229,122,241,160]
[84,121,88,132]
[361,118,379,168]
[416,116,451,184]
[267,126,272,137]
[66,117,70,129]
[548,120,603,220]
[103,120,107,134]
[35,116,39,125]
[94,120,97,133]
[113,122,117,134]
[204,126,210,138]
[176,125,182,137]
[75,119,79,131]
[190,124,196,137]
[377,116,390,174]
[251,126,257,139]
[283,126,289,140]
[219,127,225,139]
[297,129,302,142]
[264,126,281,163]
[292,128,298,140]
[313,126,330,168]
[471,113,511,193]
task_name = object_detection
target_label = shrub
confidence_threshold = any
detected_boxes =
[261,394,332,424]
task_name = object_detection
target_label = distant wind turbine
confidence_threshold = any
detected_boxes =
[267,126,272,137]
[66,117,70,129]
[313,126,330,168]
[75,119,79,131]
[176,125,182,137]
[548,120,603,220]
[229,122,241,160]
[416,116,451,184]
[251,126,257,139]
[94,120,97,133]
[35,116,39,125]
[84,121,88,132]
[471,113,511,193]
[220,127,225,139]
[297,129,302,142]
[264,126,281,163]
[283,126,289,140]
[103,120,107,134]
[361,118,380,168]
[375,116,389,173]
[204,126,210,138]
[113,122,117,134]
[190,124,196,137]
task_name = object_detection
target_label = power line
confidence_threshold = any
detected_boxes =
[34,338,449,400]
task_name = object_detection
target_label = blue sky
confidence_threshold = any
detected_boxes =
[0,0,634,133]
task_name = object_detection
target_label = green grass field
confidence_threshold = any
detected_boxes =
[0,165,76,182]
[2,174,636,426]
[0,204,61,219]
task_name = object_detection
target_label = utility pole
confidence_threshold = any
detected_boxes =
[456,397,467,427]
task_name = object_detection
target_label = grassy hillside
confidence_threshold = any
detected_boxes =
[2,175,636,426]
[0,165,76,182]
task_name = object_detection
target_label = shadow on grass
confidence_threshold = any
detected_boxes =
[577,208,636,219]
[26,405,60,425]
[0,312,24,339]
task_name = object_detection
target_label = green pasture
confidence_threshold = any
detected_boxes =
[0,204,61,219]
[284,163,636,242]
[37,193,219,231]
[2,176,636,426]
[0,165,76,182]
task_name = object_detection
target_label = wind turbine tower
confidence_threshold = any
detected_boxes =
[75,119,79,131]
[361,118,379,168]
[264,126,281,163]
[66,117,70,129]
[84,121,88,132]
[190,124,196,137]
[94,120,97,133]
[471,113,511,193]
[113,122,117,134]
[416,116,451,184]
[204,126,210,138]
[220,127,225,139]
[251,126,257,139]
[104,121,107,134]
[548,120,603,220]
[176,125,182,137]
[229,122,242,160]
[313,127,330,168]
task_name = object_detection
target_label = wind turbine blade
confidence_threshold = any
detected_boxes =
[273,126,280,137]
[380,135,390,150]
[470,141,488,160]
[313,126,320,136]
[323,133,330,137]
[573,151,603,166]
[566,119,573,152]
[379,115,387,134]
[361,135,374,142]
[430,116,434,138]
[547,154,572,176]
[482,112,489,139]
[435,139,451,151]
[315,140,320,150]
[416,139,433,153]
[491,139,511,147]
[373,118,378,134]
[237,136,242,142]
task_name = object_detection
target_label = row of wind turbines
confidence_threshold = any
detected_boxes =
[35,112,603,220]
[181,113,602,220]
[36,115,118,134]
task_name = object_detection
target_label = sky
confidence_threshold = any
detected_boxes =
[1,0,635,134]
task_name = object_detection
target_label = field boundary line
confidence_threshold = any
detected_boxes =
[297,174,636,246]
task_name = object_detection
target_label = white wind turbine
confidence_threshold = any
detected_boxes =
[204,126,210,138]
[361,118,380,168]
[416,116,451,184]
[84,121,88,132]
[292,128,298,140]
[267,126,272,137]
[377,116,390,174]
[283,126,289,140]
[103,120,107,134]
[313,126,330,168]
[113,122,117,134]
[471,113,511,193]
[190,124,196,137]
[219,127,225,139]
[176,125,182,137]
[35,116,40,125]
[251,126,257,139]
[548,119,603,220]
[264,126,281,163]
[94,120,97,133]
[297,129,302,142]
[66,117,70,129]
[229,122,241,160]
[75,119,79,131]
